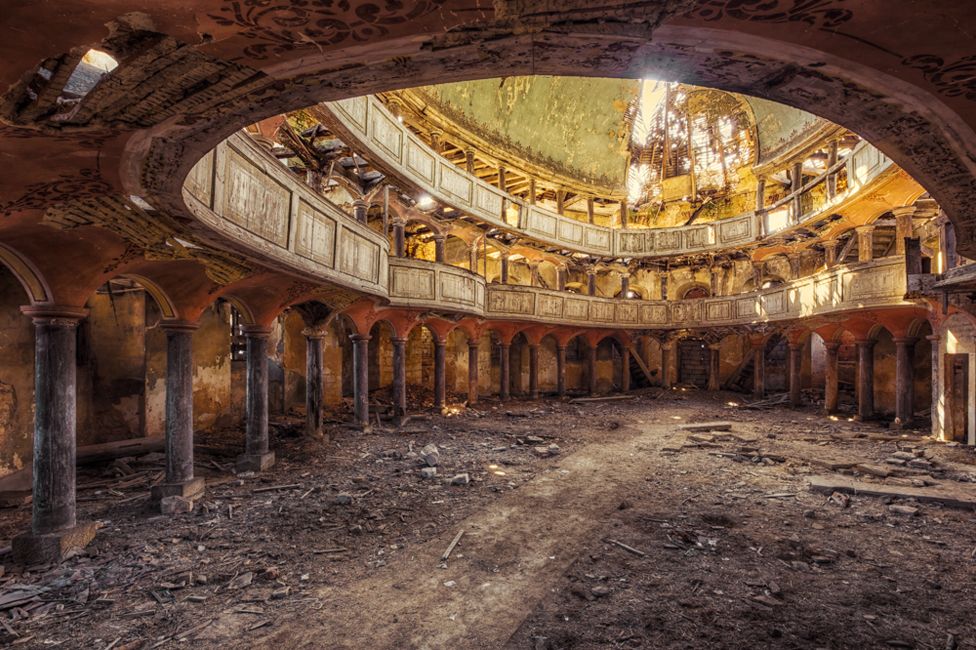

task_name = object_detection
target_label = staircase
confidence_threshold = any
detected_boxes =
[627,346,656,388]
[723,336,787,393]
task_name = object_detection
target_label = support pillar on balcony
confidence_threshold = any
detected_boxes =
[528,344,540,399]
[465,149,475,174]
[237,326,275,472]
[498,343,511,401]
[556,345,567,398]
[500,256,510,284]
[756,176,766,211]
[856,339,875,420]
[304,329,325,438]
[497,166,506,192]
[13,306,96,564]
[826,139,839,198]
[824,342,840,414]
[528,177,536,204]
[894,337,916,428]
[352,334,371,429]
[707,343,721,391]
[620,274,630,298]
[392,337,408,419]
[857,225,875,263]
[433,338,446,410]
[619,200,629,228]
[353,199,368,224]
[587,197,595,224]
[433,234,446,263]
[789,342,803,407]
[153,321,206,505]
[393,222,406,258]
[587,270,597,296]
[467,340,479,405]
[893,206,916,255]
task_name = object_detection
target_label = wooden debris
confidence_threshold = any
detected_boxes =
[441,530,465,561]
[678,421,732,432]
[809,475,976,509]
[606,538,646,557]
[251,484,302,494]
[569,395,636,403]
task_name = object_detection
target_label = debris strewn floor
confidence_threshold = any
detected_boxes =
[1,390,975,649]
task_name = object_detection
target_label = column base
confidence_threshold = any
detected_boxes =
[236,451,276,473]
[12,521,97,565]
[151,476,205,504]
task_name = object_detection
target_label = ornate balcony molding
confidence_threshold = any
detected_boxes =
[321,95,895,258]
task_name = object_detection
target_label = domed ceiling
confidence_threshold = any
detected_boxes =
[386,76,827,197]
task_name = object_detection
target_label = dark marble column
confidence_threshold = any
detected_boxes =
[894,337,916,427]
[153,321,205,505]
[752,342,765,400]
[237,327,275,472]
[587,344,598,394]
[467,341,479,405]
[304,330,325,438]
[433,338,446,410]
[556,345,567,398]
[352,334,370,428]
[353,199,368,224]
[824,342,840,414]
[13,306,96,564]
[856,339,876,420]
[499,343,511,401]
[528,344,540,399]
[500,256,509,284]
[587,271,597,296]
[620,345,631,392]
[707,343,721,391]
[392,337,408,419]
[789,342,803,407]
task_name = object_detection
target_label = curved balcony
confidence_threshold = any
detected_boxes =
[179,130,912,331]
[182,131,390,297]
[322,95,895,258]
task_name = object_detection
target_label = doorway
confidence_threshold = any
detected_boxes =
[678,339,709,388]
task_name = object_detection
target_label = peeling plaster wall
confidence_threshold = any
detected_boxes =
[282,311,344,413]
[748,96,825,163]
[191,304,233,432]
[934,314,976,444]
[0,269,33,478]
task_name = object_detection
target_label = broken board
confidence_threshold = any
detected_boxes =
[808,475,976,510]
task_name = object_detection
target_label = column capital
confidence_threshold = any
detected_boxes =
[892,336,917,345]
[350,333,372,343]
[20,304,88,325]
[926,333,941,343]
[242,325,272,338]
[891,206,916,218]
[467,339,479,348]
[160,319,200,332]
[788,341,804,351]
[391,336,409,345]
[302,326,329,340]
[707,342,721,351]
[824,340,841,352]
[854,337,877,348]
[855,224,876,234]
[352,198,369,208]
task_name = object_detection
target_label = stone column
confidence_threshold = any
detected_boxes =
[621,345,631,392]
[433,338,446,410]
[351,334,370,428]
[556,345,567,397]
[587,270,597,296]
[433,235,446,263]
[13,306,96,564]
[528,344,540,399]
[529,263,541,287]
[556,268,567,291]
[393,222,406,258]
[894,337,916,427]
[556,191,565,215]
[619,200,629,228]
[587,344,598,394]
[756,176,766,211]
[856,339,875,420]
[928,334,942,437]
[497,165,507,192]
[528,177,537,204]
[620,274,630,298]
[392,337,408,418]
[752,340,765,400]
[824,342,840,414]
[707,343,721,391]
[430,130,442,152]
[661,342,673,388]
[304,329,325,438]
[791,161,804,221]
[789,342,803,407]
[893,207,915,255]
[467,340,479,405]
[237,326,275,472]
[498,343,511,401]
[153,321,205,504]
[500,256,510,284]
[353,199,368,224]
[465,149,475,174]
[587,197,595,224]
[857,225,875,263]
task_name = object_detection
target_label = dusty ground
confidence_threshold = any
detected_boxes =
[1,389,975,649]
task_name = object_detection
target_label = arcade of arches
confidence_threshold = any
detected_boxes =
[2,3,976,648]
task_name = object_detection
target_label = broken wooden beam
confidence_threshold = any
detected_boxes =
[678,421,732,432]
[807,475,976,509]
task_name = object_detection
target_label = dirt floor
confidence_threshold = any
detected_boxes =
[1,389,975,649]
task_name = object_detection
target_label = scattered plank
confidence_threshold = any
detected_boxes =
[808,475,976,509]
[678,421,732,432]
[569,395,636,404]
[606,538,646,557]
[251,484,302,494]
[441,530,465,562]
